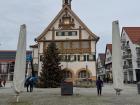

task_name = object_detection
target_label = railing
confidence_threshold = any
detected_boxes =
[123,54,132,59]
[121,45,131,50]
[128,65,133,68]
[125,45,130,50]
[123,65,133,69]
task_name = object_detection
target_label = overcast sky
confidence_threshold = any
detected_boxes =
[0,0,140,54]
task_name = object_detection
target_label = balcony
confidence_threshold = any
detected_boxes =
[123,64,133,69]
[121,44,131,51]
[128,65,133,69]
[123,54,132,59]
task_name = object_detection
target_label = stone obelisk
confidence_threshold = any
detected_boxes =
[112,21,123,95]
[13,24,26,102]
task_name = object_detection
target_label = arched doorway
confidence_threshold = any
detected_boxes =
[62,68,73,79]
[78,70,91,79]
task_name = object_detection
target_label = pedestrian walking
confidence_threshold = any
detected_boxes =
[25,76,34,92]
[29,77,34,92]
[96,76,103,96]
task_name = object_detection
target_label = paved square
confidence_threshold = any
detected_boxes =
[0,84,139,105]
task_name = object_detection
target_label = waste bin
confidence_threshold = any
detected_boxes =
[137,82,140,94]
[61,81,73,96]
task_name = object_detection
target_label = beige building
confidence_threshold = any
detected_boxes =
[30,0,99,82]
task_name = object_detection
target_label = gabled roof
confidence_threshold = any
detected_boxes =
[0,50,32,62]
[106,44,112,54]
[123,27,140,44]
[36,5,99,41]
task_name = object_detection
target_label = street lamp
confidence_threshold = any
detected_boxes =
[66,38,69,69]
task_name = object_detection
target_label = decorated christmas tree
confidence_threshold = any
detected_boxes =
[39,42,63,88]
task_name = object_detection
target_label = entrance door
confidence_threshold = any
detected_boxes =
[136,69,140,82]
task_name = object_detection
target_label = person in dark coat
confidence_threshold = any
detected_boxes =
[25,76,34,92]
[29,77,34,92]
[96,76,103,96]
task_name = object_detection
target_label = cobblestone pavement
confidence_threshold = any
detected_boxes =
[0,83,139,105]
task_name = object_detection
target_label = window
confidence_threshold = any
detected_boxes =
[64,55,68,61]
[78,70,90,78]
[123,52,125,56]
[87,54,95,61]
[71,31,77,36]
[65,32,69,36]
[81,42,89,48]
[56,31,77,36]
[136,47,140,58]
[70,55,76,61]
[127,41,129,45]
[63,42,70,49]
[60,55,64,61]
[63,70,72,78]
[124,61,126,65]
[56,42,61,49]
[80,55,84,61]
[40,55,43,61]
[72,42,79,49]
[137,61,140,68]
[78,55,80,61]
[68,32,72,36]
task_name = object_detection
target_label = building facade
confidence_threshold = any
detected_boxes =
[97,53,106,81]
[0,50,32,81]
[31,0,99,82]
[121,27,140,83]
[105,44,113,82]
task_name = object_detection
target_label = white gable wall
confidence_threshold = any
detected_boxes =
[122,30,138,81]
[105,49,112,65]
[42,11,92,41]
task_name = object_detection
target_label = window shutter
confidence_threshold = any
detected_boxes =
[68,55,71,61]
[74,55,76,61]
[93,55,96,61]
[87,55,89,61]
[78,55,80,61]
[84,55,86,61]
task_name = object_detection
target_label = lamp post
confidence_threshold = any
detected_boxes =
[66,38,69,69]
